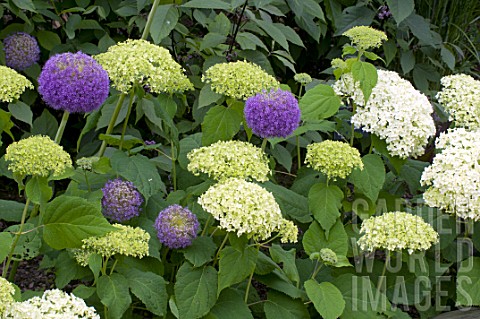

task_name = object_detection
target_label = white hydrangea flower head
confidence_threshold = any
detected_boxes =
[436,74,480,128]
[3,289,99,318]
[187,140,270,182]
[333,70,436,158]
[358,212,439,254]
[421,128,480,220]
[0,277,15,316]
[198,178,297,243]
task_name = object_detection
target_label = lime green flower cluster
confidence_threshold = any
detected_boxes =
[294,73,312,85]
[202,61,279,100]
[0,65,33,103]
[320,248,338,266]
[343,26,387,51]
[198,178,297,243]
[0,277,15,316]
[358,212,439,254]
[5,135,72,178]
[305,140,363,180]
[187,140,270,182]
[95,39,193,94]
[74,224,150,266]
[76,156,100,171]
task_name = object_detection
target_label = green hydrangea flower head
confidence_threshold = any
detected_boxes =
[305,140,363,180]
[320,248,338,266]
[5,135,72,178]
[0,65,33,103]
[198,178,297,243]
[76,156,100,171]
[74,224,150,266]
[202,61,280,100]
[95,39,193,94]
[0,277,15,316]
[294,73,312,85]
[358,212,439,254]
[343,26,387,51]
[331,58,348,70]
[187,140,270,182]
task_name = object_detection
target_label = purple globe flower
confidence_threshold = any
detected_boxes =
[244,88,301,138]
[154,204,199,249]
[101,178,143,222]
[3,32,40,71]
[38,52,109,113]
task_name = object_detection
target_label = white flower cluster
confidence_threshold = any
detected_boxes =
[198,178,297,243]
[0,278,15,316]
[3,289,99,319]
[358,211,439,254]
[436,74,480,128]
[421,128,480,220]
[333,70,436,158]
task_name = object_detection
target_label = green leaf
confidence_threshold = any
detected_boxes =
[256,270,305,299]
[12,0,35,11]
[270,144,292,172]
[0,199,29,222]
[127,269,168,316]
[31,109,58,139]
[181,0,230,10]
[178,133,202,170]
[385,0,414,25]
[457,256,480,305]
[264,290,310,319]
[441,45,455,70]
[308,183,343,235]
[25,176,53,206]
[299,84,341,121]
[8,101,32,127]
[399,159,429,193]
[262,182,312,223]
[350,154,385,202]
[183,236,217,267]
[270,244,299,285]
[305,280,345,319]
[334,6,375,35]
[204,289,253,319]
[110,151,166,201]
[201,105,243,146]
[99,134,143,150]
[97,274,131,319]
[41,195,116,250]
[400,50,415,74]
[5,223,41,260]
[255,19,289,51]
[198,84,222,109]
[218,246,258,294]
[175,263,218,319]
[200,33,227,51]
[236,32,268,51]
[403,13,434,45]
[0,232,13,263]
[150,4,179,44]
[351,61,377,103]
[303,220,348,257]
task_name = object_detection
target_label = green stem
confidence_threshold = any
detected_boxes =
[376,250,389,294]
[2,198,31,278]
[296,135,301,169]
[201,215,212,237]
[54,111,70,144]
[171,141,177,192]
[141,0,161,40]
[119,90,136,151]
[98,93,127,157]
[7,261,19,281]
[350,102,357,146]
[84,171,91,192]
[213,234,229,267]
[244,245,260,303]
[109,258,119,275]
[311,261,324,279]
[261,138,268,152]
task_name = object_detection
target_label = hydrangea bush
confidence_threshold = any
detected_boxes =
[0,1,478,318]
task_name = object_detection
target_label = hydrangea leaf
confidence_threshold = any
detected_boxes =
[201,105,243,146]
[97,273,131,319]
[308,183,343,236]
[303,220,348,257]
[0,199,29,222]
[36,30,61,50]
[174,263,218,319]
[0,232,13,263]
[350,154,385,202]
[150,4,179,44]
[299,84,341,121]
[41,195,117,250]
[218,246,258,295]
[5,223,40,260]
[25,175,52,206]
[269,244,299,285]
[385,0,414,25]
[264,290,310,319]
[183,236,217,267]
[351,61,377,103]
[457,256,480,306]
[126,269,168,316]
[305,280,345,319]
[198,84,222,109]
[204,288,253,319]
[262,181,312,223]
[8,101,32,127]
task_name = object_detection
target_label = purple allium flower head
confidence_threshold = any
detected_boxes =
[3,32,40,71]
[101,178,143,222]
[378,6,392,19]
[244,88,301,138]
[38,52,109,113]
[154,204,199,249]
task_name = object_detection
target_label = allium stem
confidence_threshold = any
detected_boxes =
[141,0,161,40]
[261,138,268,152]
[54,111,70,144]
[2,198,30,278]
[98,93,127,157]
[171,141,177,191]
[119,90,136,151]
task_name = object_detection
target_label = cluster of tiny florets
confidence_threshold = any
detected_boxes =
[358,212,439,254]
[320,248,338,266]
[76,156,100,171]
[244,89,301,138]
[95,39,193,94]
[101,178,143,222]
[3,32,40,71]
[38,52,110,113]
[294,73,312,85]
[198,178,298,243]
[2,289,99,319]
[0,277,15,316]
[334,70,436,158]
[305,140,363,180]
[342,26,387,51]
[187,140,270,182]
[5,135,72,178]
[421,128,480,220]
[154,204,199,249]
[202,61,279,100]
[436,74,480,128]
[0,65,33,103]
[74,224,149,266]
